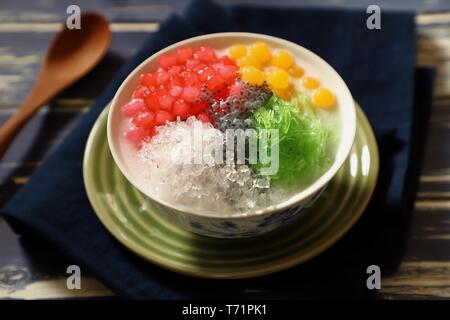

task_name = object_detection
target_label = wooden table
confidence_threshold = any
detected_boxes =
[1,0,449,299]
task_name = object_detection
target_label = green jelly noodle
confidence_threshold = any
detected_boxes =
[251,94,330,186]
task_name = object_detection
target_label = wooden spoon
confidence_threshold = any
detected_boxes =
[0,12,111,159]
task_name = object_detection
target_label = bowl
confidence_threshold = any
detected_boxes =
[107,32,356,238]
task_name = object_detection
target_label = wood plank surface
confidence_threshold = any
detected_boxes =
[1,0,450,299]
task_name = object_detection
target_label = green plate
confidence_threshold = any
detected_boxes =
[83,103,379,279]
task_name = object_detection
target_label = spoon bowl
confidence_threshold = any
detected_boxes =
[0,12,111,159]
[46,13,110,81]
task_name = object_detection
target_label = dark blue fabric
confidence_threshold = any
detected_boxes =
[1,0,431,299]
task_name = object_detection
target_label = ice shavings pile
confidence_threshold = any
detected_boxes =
[138,117,282,213]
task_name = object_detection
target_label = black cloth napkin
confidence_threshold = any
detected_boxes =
[1,0,433,299]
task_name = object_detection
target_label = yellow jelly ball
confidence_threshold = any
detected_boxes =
[273,88,292,101]
[288,65,304,78]
[273,88,287,100]
[241,66,265,86]
[266,68,290,90]
[271,50,294,69]
[238,55,262,69]
[229,44,247,60]
[312,88,335,108]
[249,42,272,64]
[302,76,320,89]
[273,84,294,101]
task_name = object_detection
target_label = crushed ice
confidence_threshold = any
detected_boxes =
[138,117,281,214]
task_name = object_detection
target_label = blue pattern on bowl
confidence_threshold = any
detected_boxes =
[149,185,326,238]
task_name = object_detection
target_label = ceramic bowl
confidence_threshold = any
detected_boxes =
[107,32,356,238]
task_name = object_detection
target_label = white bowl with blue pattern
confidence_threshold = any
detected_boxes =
[107,33,356,238]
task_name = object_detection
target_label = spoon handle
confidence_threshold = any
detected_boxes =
[0,96,46,159]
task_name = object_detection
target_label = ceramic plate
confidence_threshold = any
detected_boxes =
[83,102,379,279]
